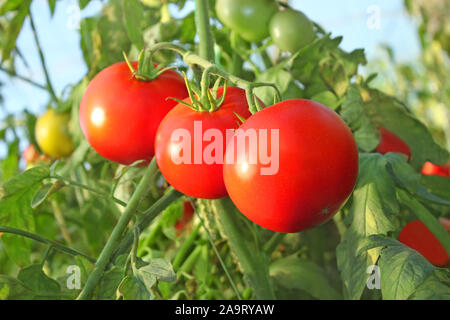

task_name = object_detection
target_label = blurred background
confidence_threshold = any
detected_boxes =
[0,0,449,153]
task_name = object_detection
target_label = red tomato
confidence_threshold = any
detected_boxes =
[376,127,411,160]
[23,144,40,164]
[223,99,359,233]
[175,201,195,231]
[398,220,449,267]
[155,87,253,199]
[421,161,450,177]
[79,61,187,165]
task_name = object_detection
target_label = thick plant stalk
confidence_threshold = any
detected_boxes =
[77,160,157,300]
[211,198,276,300]
[195,0,215,63]
[112,188,183,260]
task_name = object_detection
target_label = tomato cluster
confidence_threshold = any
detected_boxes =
[216,0,315,53]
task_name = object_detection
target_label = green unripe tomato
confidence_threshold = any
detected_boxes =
[215,0,278,42]
[270,9,315,53]
[35,109,74,158]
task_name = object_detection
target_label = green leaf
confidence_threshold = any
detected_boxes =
[122,0,144,50]
[365,89,449,169]
[0,275,32,300]
[47,0,56,16]
[1,0,31,60]
[31,180,65,209]
[17,264,61,299]
[420,175,450,202]
[270,256,341,300]
[337,153,398,299]
[97,267,124,300]
[340,85,379,151]
[138,258,176,283]
[254,67,293,106]
[1,166,50,198]
[384,153,421,193]
[1,140,19,181]
[408,269,450,300]
[310,90,342,110]
[379,245,435,299]
[117,275,152,300]
[0,167,48,266]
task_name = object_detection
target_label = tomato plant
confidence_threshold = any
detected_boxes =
[155,86,252,199]
[35,109,74,158]
[223,99,358,233]
[79,61,187,165]
[215,0,278,42]
[0,0,449,302]
[270,9,315,53]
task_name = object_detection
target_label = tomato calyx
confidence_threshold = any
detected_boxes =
[122,50,176,82]
[169,72,229,113]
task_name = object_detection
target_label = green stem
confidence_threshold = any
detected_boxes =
[0,225,95,263]
[112,188,183,260]
[211,198,276,299]
[77,159,157,300]
[264,232,286,254]
[195,0,215,63]
[0,66,47,90]
[29,11,58,102]
[172,223,201,271]
[51,175,127,207]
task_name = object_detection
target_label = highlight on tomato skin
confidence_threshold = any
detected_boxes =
[376,127,411,160]
[398,220,449,268]
[421,161,450,177]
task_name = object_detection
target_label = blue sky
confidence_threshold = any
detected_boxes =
[0,0,420,118]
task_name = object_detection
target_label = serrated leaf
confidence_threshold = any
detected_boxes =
[270,256,341,300]
[337,153,398,299]
[379,245,435,299]
[138,258,176,283]
[1,166,50,198]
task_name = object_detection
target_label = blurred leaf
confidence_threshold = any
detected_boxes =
[270,255,341,300]
[97,267,123,300]
[122,0,144,50]
[31,180,65,208]
[408,269,450,300]
[117,275,152,300]
[17,264,61,299]
[1,0,31,61]
[0,275,32,300]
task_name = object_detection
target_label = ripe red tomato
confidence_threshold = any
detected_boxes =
[376,127,411,160]
[175,201,195,232]
[23,144,40,164]
[79,61,187,165]
[223,99,358,233]
[421,161,450,177]
[155,87,253,199]
[398,220,449,267]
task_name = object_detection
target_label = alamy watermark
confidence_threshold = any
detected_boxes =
[169,121,280,175]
